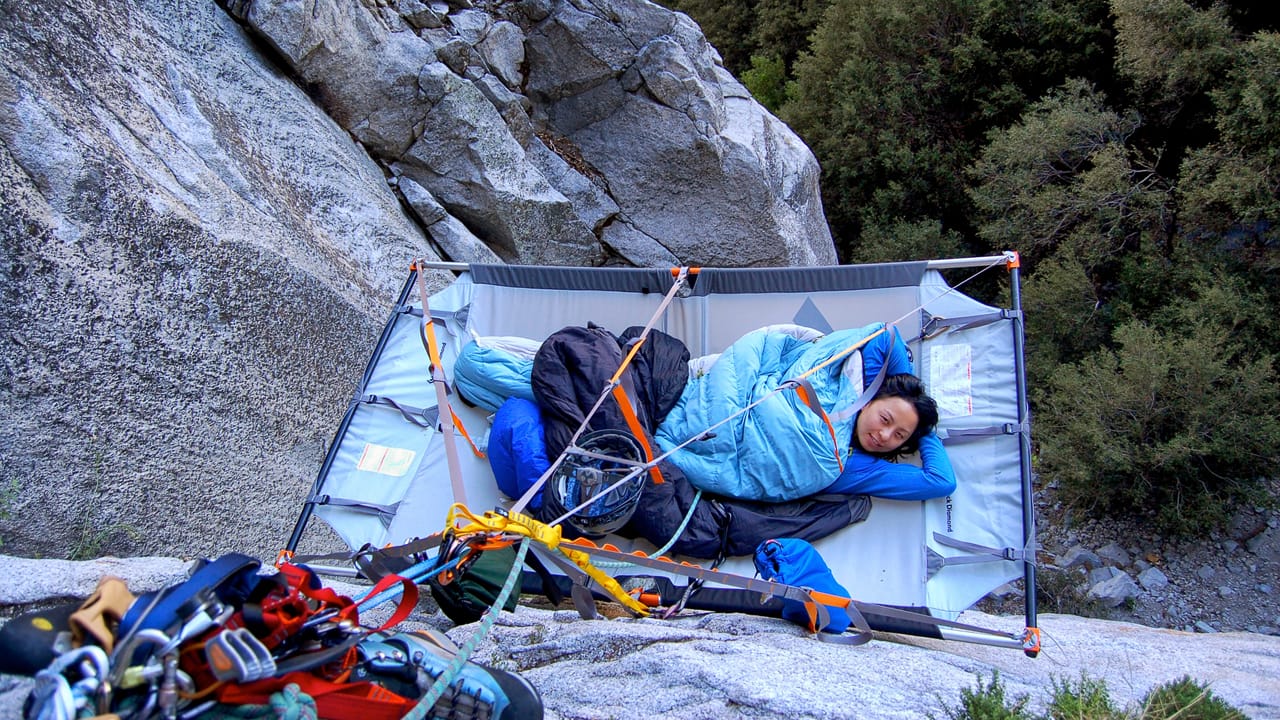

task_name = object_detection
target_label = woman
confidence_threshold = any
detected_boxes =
[822,372,956,501]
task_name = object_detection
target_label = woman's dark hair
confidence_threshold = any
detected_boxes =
[865,374,939,458]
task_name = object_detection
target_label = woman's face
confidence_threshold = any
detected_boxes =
[855,396,919,454]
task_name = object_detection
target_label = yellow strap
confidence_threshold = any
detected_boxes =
[445,504,647,614]
[560,546,648,615]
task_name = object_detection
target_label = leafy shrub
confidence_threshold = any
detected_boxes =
[934,672,1034,720]
[1037,317,1280,535]
[1139,676,1248,720]
[1047,675,1124,720]
[851,216,967,265]
[741,54,787,112]
[935,672,1250,719]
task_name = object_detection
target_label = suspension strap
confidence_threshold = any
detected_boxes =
[564,537,1027,645]
[413,261,471,505]
[927,532,1037,578]
[610,384,665,483]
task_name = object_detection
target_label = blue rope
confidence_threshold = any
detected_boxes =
[401,539,529,720]
[353,551,470,611]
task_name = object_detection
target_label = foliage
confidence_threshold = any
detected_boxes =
[781,0,1112,259]
[1139,676,1248,720]
[1180,32,1280,251]
[741,54,788,112]
[1037,317,1280,534]
[968,79,1166,266]
[1047,675,1124,720]
[664,0,827,75]
[1019,250,1110,387]
[851,217,967,265]
[671,0,1280,537]
[933,672,1034,720]
[1112,0,1235,116]
[933,672,1250,720]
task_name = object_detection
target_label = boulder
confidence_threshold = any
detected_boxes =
[0,0,837,560]
[235,0,836,267]
[1137,566,1170,591]
[1088,572,1141,608]
[1058,545,1102,570]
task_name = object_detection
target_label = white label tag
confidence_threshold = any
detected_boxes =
[930,344,974,418]
[356,443,416,477]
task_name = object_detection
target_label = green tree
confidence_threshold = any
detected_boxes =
[1038,313,1280,534]
[1180,31,1280,265]
[969,79,1168,266]
[741,54,788,111]
[782,0,1111,260]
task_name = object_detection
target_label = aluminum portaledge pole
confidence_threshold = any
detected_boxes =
[1006,252,1039,656]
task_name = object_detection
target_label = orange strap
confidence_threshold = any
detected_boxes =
[610,384,665,484]
[790,379,844,473]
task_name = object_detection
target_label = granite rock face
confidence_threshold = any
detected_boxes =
[0,0,446,559]
[229,0,836,268]
[2,556,1278,720]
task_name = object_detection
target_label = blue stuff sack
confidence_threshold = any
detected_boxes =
[754,538,852,633]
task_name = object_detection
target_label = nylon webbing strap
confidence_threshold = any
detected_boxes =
[788,378,844,473]
[563,540,869,644]
[919,309,1020,340]
[940,423,1030,443]
[827,326,896,424]
[360,394,439,428]
[610,384,665,484]
[528,546,603,619]
[305,495,400,523]
[927,532,1035,578]
[567,539,1023,643]
[414,260,469,505]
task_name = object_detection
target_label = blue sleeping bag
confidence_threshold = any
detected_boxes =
[487,398,550,509]
[655,323,893,502]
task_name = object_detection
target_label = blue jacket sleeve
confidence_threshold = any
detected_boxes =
[820,433,956,501]
[860,324,914,385]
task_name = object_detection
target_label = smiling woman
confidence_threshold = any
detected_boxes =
[824,373,956,500]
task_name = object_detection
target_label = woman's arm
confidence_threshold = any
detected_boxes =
[860,324,914,384]
[821,433,956,501]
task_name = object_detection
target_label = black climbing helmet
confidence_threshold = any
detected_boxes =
[542,429,647,538]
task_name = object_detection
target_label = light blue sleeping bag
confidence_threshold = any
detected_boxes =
[655,323,885,502]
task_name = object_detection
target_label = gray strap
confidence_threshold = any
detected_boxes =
[927,532,1035,578]
[919,309,1020,339]
[829,325,897,423]
[939,423,1030,443]
[306,495,400,528]
[529,546,604,620]
[360,394,440,429]
[401,306,467,326]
